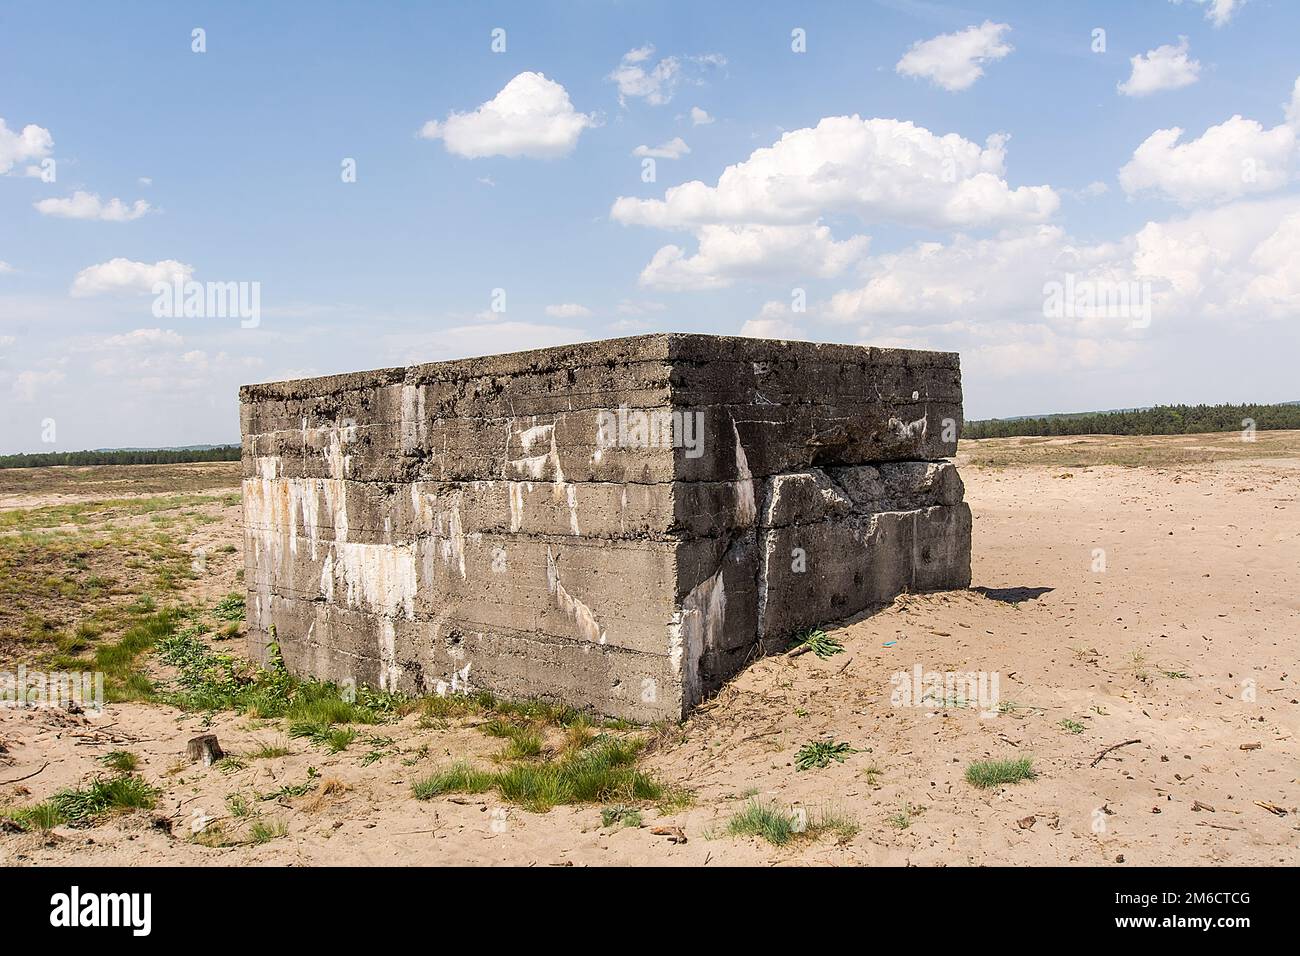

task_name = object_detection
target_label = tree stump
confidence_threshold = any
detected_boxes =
[186,734,224,767]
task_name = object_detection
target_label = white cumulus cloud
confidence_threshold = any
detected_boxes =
[690,107,714,126]
[632,137,690,159]
[637,223,869,291]
[101,328,184,348]
[613,116,1057,232]
[1119,115,1295,205]
[895,21,1012,92]
[420,72,597,159]
[35,191,153,221]
[12,369,65,403]
[607,45,725,107]
[740,301,805,340]
[544,303,593,319]
[70,258,195,297]
[1170,0,1243,28]
[1118,37,1200,97]
[0,117,53,175]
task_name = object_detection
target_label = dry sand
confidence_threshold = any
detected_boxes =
[2,434,1297,866]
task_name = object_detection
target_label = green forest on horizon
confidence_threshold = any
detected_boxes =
[963,402,1300,439]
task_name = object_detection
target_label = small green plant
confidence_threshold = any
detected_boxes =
[212,593,245,622]
[729,799,797,845]
[412,762,496,800]
[249,818,288,843]
[965,757,1036,789]
[289,720,357,753]
[1059,718,1085,735]
[250,740,291,759]
[789,628,844,659]
[861,764,882,787]
[794,739,855,771]
[226,793,252,818]
[7,775,157,830]
[887,802,925,830]
[1161,669,1191,679]
[726,800,857,846]
[100,750,139,773]
[215,755,247,774]
[601,804,643,828]
[260,767,320,801]
[412,737,660,812]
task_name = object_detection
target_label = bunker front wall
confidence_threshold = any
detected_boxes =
[239,334,970,722]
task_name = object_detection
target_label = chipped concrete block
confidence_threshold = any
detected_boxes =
[240,333,971,721]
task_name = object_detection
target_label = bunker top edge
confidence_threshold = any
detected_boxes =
[238,333,962,402]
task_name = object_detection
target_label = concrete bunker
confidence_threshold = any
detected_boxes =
[239,334,971,721]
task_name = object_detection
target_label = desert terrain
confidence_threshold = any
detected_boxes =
[1,431,1297,866]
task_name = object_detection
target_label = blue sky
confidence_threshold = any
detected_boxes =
[3,0,1300,452]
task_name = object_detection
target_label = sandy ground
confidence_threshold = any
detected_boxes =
[2,437,1297,866]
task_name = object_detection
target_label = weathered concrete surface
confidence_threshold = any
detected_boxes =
[240,333,971,721]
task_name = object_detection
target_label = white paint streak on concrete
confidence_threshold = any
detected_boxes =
[399,384,426,453]
[508,481,527,532]
[563,482,580,535]
[731,419,756,527]
[889,413,927,443]
[676,566,727,708]
[510,454,551,479]
[334,541,417,619]
[546,546,606,644]
[378,618,403,691]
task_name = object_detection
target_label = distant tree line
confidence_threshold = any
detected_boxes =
[0,446,242,469]
[963,403,1300,440]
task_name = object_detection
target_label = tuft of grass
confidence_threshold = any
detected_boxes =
[100,750,139,773]
[7,775,157,830]
[1059,718,1085,735]
[728,799,797,846]
[789,628,844,659]
[259,767,320,802]
[289,720,357,753]
[412,737,660,812]
[215,755,247,774]
[726,800,859,846]
[249,740,291,760]
[794,739,856,771]
[887,803,925,831]
[226,793,253,818]
[412,761,496,800]
[249,818,288,843]
[965,757,1036,789]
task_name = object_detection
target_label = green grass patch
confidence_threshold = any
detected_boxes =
[212,593,245,622]
[965,757,1037,789]
[727,799,859,846]
[289,720,357,753]
[3,774,156,830]
[99,750,139,773]
[413,736,660,812]
[249,818,288,843]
